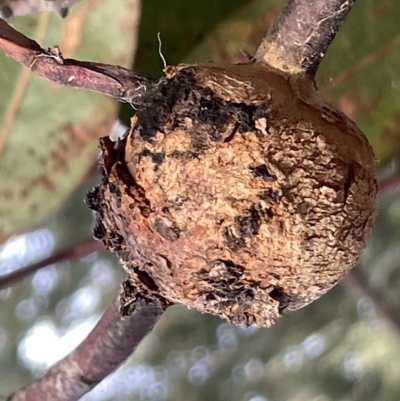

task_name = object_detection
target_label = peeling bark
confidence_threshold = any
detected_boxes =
[0,19,155,105]
[255,0,356,75]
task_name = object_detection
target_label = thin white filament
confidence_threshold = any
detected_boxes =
[157,32,167,69]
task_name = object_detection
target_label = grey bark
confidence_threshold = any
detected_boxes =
[255,0,356,75]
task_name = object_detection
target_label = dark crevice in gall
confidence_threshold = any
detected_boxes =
[133,268,159,292]
[260,189,280,203]
[235,205,262,238]
[112,163,152,217]
[263,207,274,220]
[99,137,118,175]
[250,164,277,181]
[344,163,355,202]
[224,122,239,143]
[93,220,106,240]
[253,105,268,121]
[200,259,249,303]
[269,286,290,314]
[244,288,255,299]
[108,182,116,193]
[234,103,257,132]
[215,259,245,275]
[114,162,136,187]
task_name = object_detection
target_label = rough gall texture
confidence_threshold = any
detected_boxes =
[87,62,377,328]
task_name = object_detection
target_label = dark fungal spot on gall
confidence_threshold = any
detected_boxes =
[137,149,165,170]
[170,150,197,160]
[137,112,163,144]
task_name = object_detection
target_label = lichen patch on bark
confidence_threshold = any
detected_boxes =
[87,62,377,328]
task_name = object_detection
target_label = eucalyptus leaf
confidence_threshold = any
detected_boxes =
[0,0,140,242]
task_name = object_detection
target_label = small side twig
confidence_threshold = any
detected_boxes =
[3,296,163,401]
[0,19,155,104]
[255,0,356,76]
[0,238,103,290]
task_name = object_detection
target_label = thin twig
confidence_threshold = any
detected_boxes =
[3,296,163,401]
[0,19,155,104]
[255,0,356,76]
[0,238,103,290]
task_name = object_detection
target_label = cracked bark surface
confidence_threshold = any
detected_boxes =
[87,62,376,328]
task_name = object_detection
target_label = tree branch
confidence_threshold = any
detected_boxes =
[0,238,103,290]
[3,296,163,401]
[0,18,155,104]
[255,0,356,76]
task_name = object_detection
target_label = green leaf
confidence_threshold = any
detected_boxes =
[0,0,140,242]
[134,0,251,79]
[184,0,283,65]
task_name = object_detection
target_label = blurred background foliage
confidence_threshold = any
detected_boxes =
[1,0,400,400]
